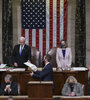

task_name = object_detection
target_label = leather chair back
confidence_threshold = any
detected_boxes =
[31,47,41,67]
[47,47,57,67]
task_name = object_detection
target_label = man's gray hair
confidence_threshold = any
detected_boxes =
[4,74,12,81]
[19,36,25,41]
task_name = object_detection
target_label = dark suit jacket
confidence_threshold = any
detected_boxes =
[33,63,53,81]
[0,82,18,95]
[33,63,55,93]
[12,44,31,68]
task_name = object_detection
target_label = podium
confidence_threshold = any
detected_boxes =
[28,81,53,100]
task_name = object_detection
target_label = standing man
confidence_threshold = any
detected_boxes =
[12,36,31,68]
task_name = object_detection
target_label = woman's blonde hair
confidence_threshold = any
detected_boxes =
[66,76,77,83]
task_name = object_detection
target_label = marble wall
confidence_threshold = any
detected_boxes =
[12,0,21,47]
[86,0,90,94]
[0,0,90,66]
[67,0,76,66]
[0,0,2,62]
[86,0,90,67]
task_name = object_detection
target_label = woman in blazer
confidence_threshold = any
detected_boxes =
[61,76,84,96]
[56,40,72,70]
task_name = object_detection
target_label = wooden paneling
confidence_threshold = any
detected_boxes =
[28,98,53,100]
[0,96,28,100]
[0,70,88,95]
[28,82,53,98]
[60,98,85,100]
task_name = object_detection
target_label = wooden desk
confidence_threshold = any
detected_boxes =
[0,70,88,95]
[0,96,28,100]
[28,81,53,100]
[60,97,85,100]
[54,96,90,100]
[28,81,53,98]
[0,96,90,100]
[53,70,88,95]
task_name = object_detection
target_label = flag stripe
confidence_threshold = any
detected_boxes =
[32,29,36,47]
[43,29,46,56]
[22,29,25,37]
[49,0,53,49]
[46,0,50,53]
[29,29,32,46]
[53,0,57,47]
[60,0,64,40]
[36,29,39,49]
[57,0,60,47]
[39,29,43,56]
[25,29,29,45]
[64,0,68,40]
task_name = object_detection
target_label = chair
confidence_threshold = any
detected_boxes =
[47,47,57,68]
[31,47,41,67]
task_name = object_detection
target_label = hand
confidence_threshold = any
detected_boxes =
[56,67,62,71]
[6,85,11,93]
[30,72,34,76]
[88,67,90,70]
[43,55,46,59]
[27,60,31,63]
[6,85,10,90]
[33,68,37,72]
[70,92,75,96]
[14,62,18,67]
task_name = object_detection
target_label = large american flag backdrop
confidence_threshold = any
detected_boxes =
[21,0,68,56]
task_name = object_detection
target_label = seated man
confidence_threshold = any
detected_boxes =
[61,76,84,96]
[0,74,18,95]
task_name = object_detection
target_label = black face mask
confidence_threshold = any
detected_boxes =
[6,82,10,85]
[69,83,74,86]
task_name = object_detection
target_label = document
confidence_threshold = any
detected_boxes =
[71,67,87,71]
[9,68,25,72]
[0,64,7,68]
[0,69,8,71]
[24,62,37,71]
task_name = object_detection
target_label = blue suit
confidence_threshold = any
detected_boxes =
[32,63,55,93]
[33,63,53,81]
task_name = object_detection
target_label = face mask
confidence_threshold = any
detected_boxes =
[6,82,10,85]
[61,44,65,48]
[69,83,73,86]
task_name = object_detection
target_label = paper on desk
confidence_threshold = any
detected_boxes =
[24,62,37,71]
[71,67,87,71]
[61,96,81,98]
[0,69,8,71]
[0,64,7,68]
[9,68,25,72]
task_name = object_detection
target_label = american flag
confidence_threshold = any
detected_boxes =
[21,0,68,56]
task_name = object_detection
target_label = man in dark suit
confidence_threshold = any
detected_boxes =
[0,74,18,96]
[12,36,31,68]
[30,54,55,93]
[30,54,53,81]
